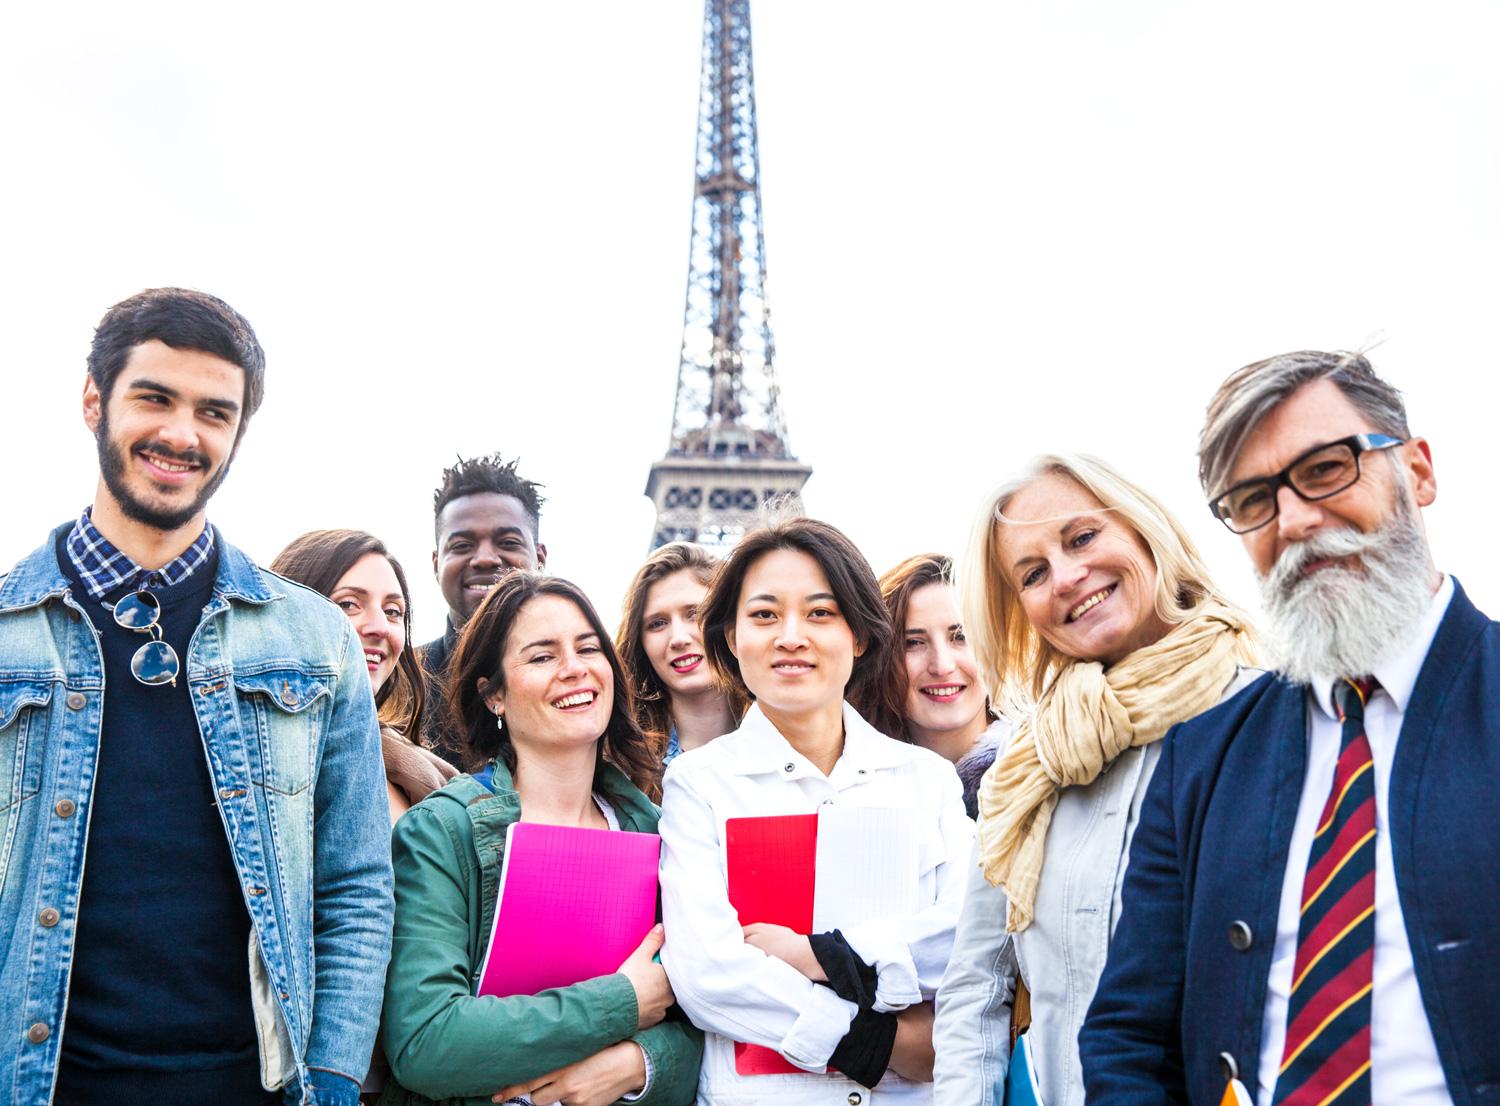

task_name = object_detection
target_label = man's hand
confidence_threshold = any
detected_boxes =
[888,1001,935,1082]
[618,924,674,1030]
[492,1041,647,1106]
[742,923,825,981]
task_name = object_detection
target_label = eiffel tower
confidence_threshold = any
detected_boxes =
[645,0,812,550]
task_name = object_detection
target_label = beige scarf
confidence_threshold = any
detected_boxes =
[975,600,1249,932]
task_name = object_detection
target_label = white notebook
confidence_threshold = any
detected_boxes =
[810,805,920,932]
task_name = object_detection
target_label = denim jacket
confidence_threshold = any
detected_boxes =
[0,525,395,1106]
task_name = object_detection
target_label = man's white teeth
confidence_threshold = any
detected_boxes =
[147,456,193,472]
[1068,586,1114,622]
[554,691,595,709]
[922,686,963,698]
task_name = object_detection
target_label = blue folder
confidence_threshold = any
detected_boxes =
[1004,1033,1042,1106]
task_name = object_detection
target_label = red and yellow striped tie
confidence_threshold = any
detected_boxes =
[1272,677,1378,1106]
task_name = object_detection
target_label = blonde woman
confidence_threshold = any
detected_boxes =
[932,454,1259,1106]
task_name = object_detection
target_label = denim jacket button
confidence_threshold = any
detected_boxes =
[65,692,87,711]
[54,799,76,818]
[848,1094,863,1105]
[281,686,298,707]
[39,907,59,927]
[27,1022,49,1044]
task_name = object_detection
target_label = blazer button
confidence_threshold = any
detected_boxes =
[1218,1051,1239,1081]
[848,1095,862,1106]
[1228,921,1253,951]
[28,1022,49,1043]
[65,692,87,711]
[39,907,60,927]
[54,799,76,818]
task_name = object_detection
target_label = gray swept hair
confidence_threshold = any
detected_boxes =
[1198,350,1410,500]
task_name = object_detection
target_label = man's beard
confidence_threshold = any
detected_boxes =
[96,407,233,532]
[1257,493,1432,685]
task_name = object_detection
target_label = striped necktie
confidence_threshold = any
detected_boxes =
[1272,677,1378,1106]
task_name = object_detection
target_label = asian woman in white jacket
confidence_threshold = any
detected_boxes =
[658,516,974,1106]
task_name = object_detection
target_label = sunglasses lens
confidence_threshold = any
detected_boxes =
[132,640,180,685]
[115,591,162,630]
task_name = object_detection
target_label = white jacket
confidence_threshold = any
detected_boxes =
[660,702,975,1105]
[932,667,1266,1106]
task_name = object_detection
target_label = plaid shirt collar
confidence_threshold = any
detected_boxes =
[65,508,216,603]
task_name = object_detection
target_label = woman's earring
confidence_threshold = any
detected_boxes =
[495,709,506,732]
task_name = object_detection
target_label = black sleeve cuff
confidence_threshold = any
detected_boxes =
[808,930,879,1008]
[826,1004,897,1089]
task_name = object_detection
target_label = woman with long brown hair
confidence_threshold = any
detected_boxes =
[379,572,702,1105]
[271,529,456,823]
[870,554,1008,819]
[616,542,743,773]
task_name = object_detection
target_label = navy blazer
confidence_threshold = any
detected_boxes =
[1077,580,1500,1106]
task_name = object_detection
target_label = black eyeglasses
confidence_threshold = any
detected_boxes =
[1208,433,1405,534]
[104,591,181,687]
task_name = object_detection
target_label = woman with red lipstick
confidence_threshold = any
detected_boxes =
[658,517,972,1106]
[271,529,456,824]
[864,554,1009,819]
[378,572,703,1106]
[931,455,1258,1106]
[616,543,745,786]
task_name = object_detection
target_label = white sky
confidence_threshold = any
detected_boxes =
[3,0,1498,643]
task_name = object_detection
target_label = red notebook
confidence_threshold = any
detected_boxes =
[724,808,921,1076]
[723,813,818,1076]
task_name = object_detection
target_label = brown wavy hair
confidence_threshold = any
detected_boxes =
[447,571,660,797]
[698,516,894,719]
[870,553,954,742]
[270,529,425,743]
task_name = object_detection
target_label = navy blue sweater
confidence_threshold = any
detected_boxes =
[55,538,276,1105]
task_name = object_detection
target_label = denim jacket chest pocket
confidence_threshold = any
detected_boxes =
[233,670,331,796]
[0,679,54,894]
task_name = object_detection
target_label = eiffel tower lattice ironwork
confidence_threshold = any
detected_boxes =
[645,0,811,551]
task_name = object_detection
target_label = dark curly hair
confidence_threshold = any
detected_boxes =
[446,572,660,796]
[432,452,546,542]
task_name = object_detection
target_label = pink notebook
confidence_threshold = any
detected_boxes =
[476,822,661,999]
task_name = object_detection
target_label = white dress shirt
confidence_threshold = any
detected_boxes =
[1255,574,1455,1106]
[659,702,974,1105]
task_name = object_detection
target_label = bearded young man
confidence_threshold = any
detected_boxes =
[0,289,392,1106]
[1078,352,1497,1106]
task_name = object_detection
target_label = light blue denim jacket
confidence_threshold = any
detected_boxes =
[932,668,1264,1106]
[0,525,395,1106]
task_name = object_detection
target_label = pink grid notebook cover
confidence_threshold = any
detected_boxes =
[476,822,661,999]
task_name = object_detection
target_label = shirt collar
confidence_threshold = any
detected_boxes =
[731,700,909,779]
[1309,572,1454,720]
[64,507,216,603]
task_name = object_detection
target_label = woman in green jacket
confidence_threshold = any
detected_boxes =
[379,573,704,1106]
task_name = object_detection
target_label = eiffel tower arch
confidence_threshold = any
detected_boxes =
[645,0,811,551]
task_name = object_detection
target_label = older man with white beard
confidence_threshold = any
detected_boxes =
[1077,351,1499,1106]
